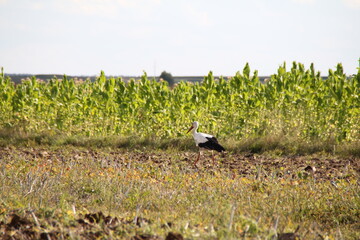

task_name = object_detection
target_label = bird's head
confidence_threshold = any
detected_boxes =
[186,121,199,133]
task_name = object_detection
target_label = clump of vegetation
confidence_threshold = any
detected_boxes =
[159,70,175,87]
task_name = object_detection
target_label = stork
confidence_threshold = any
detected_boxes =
[186,121,225,166]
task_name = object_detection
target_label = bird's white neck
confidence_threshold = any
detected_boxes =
[191,125,198,135]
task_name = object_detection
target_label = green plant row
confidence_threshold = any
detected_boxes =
[0,62,359,142]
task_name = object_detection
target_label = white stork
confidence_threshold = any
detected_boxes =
[186,121,225,166]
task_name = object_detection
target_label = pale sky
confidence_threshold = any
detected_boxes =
[0,0,359,76]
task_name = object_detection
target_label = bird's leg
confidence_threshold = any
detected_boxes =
[194,151,201,167]
[211,151,216,166]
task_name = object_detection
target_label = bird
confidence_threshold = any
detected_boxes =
[186,121,225,166]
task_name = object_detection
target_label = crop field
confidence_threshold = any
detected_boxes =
[0,63,359,239]
[1,62,359,143]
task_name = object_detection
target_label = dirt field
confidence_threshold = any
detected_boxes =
[0,147,359,239]
[1,147,358,180]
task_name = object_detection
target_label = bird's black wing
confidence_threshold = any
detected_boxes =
[198,137,225,152]
[209,136,219,144]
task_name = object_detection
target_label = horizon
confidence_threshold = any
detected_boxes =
[3,60,358,78]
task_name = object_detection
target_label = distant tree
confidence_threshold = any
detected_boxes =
[159,71,175,87]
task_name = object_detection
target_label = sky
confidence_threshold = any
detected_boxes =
[0,0,359,76]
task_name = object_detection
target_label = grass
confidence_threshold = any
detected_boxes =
[0,146,359,239]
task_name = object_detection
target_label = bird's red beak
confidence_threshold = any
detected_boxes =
[186,126,194,134]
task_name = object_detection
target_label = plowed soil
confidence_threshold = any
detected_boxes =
[1,147,358,180]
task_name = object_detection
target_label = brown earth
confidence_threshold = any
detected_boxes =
[0,147,359,181]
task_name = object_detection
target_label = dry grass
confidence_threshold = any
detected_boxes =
[0,146,359,239]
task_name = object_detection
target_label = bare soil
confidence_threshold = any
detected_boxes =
[1,147,359,180]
